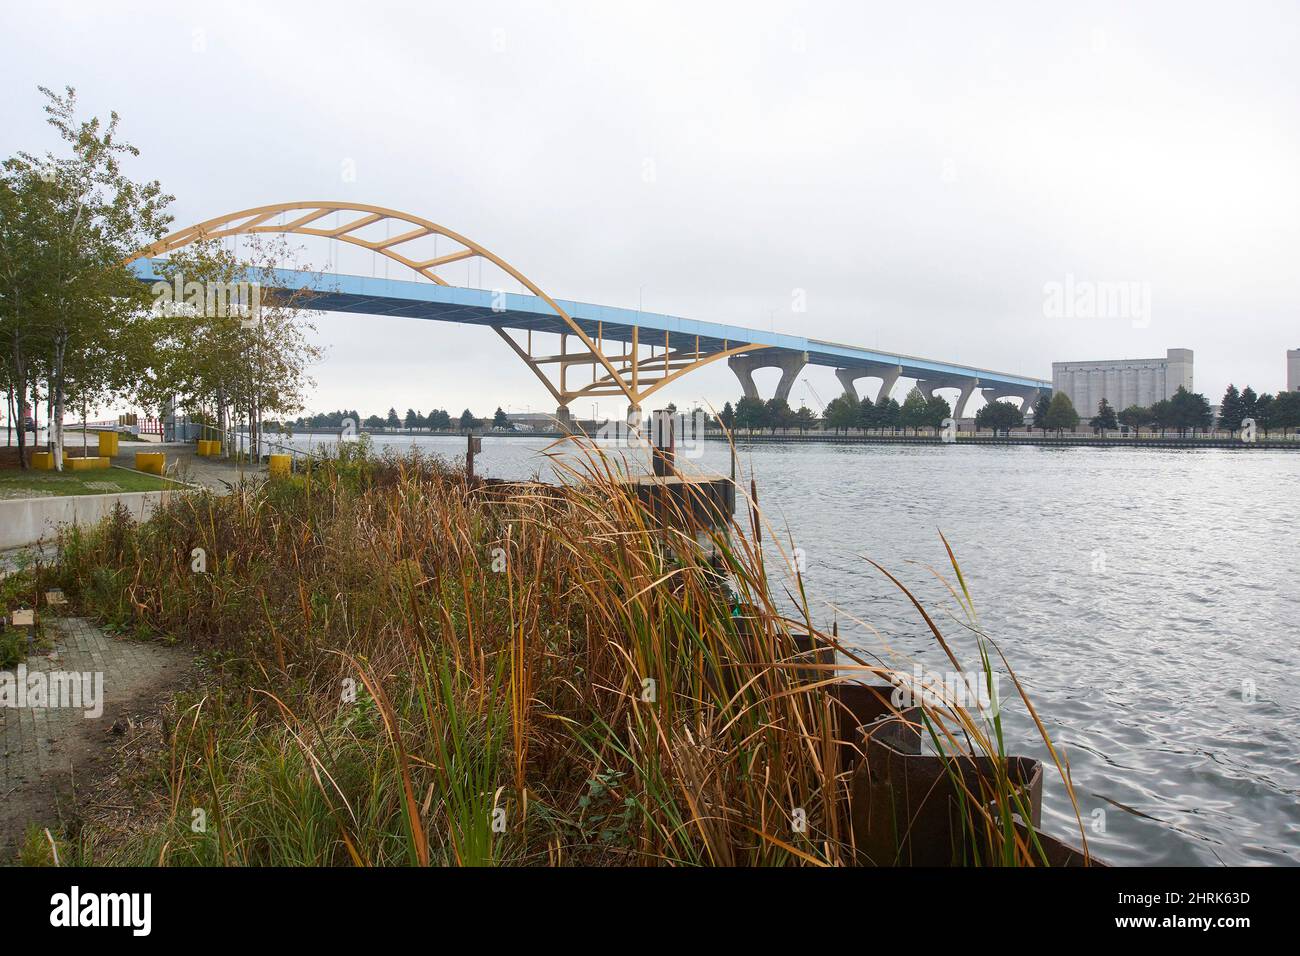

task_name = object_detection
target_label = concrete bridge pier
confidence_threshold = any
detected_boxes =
[728,351,807,403]
[915,377,980,418]
[980,385,1041,413]
[835,363,903,404]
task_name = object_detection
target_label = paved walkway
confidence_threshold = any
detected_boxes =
[106,442,265,492]
[0,617,192,857]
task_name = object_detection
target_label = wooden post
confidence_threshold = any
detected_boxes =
[466,432,481,480]
[12,607,35,651]
[651,409,676,477]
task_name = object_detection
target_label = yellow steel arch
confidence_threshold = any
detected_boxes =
[134,201,766,413]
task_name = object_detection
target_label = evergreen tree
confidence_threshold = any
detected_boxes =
[1149,398,1174,435]
[856,396,875,431]
[493,406,509,428]
[1031,392,1052,434]
[1218,384,1242,435]
[877,397,902,432]
[1275,391,1300,435]
[1118,405,1146,436]
[1240,386,1259,424]
[404,408,419,430]
[386,407,400,429]
[762,397,789,433]
[975,400,1023,433]
[458,408,477,432]
[1169,386,1212,435]
[1090,397,1118,434]
[719,401,735,429]
[900,388,929,435]
[1254,393,1276,436]
[1043,392,1080,434]
[822,396,857,434]
[734,396,766,432]
[924,394,952,433]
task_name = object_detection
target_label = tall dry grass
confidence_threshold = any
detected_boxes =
[47,436,1085,866]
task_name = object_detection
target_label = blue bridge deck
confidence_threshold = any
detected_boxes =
[134,258,1049,391]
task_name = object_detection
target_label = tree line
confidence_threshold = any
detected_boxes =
[1215,384,1300,437]
[282,406,513,433]
[1034,384,1300,438]
[718,397,817,433]
[1077,384,1300,437]
[713,381,1300,440]
[717,388,953,435]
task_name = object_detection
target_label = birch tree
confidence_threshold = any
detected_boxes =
[4,86,172,469]
[146,235,321,459]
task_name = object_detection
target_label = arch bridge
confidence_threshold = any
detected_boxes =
[130,202,1049,421]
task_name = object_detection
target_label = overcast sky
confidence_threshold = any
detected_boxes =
[3,0,1297,419]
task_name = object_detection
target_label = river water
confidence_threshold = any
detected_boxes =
[285,431,1300,866]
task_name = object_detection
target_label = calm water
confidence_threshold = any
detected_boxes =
[287,432,1300,866]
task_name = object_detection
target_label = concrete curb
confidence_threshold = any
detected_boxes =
[0,488,191,550]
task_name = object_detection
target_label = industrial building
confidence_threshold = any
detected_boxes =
[1052,348,1193,414]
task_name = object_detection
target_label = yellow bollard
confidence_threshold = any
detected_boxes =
[68,456,110,471]
[135,452,166,475]
[268,454,292,479]
[97,431,119,457]
[31,451,53,470]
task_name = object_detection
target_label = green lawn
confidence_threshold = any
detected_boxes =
[0,466,184,499]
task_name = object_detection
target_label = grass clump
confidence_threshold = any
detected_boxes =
[0,562,49,666]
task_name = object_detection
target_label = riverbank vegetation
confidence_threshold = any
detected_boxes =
[33,440,1084,866]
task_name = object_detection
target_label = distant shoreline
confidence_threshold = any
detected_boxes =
[275,429,1299,450]
[701,433,1300,449]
